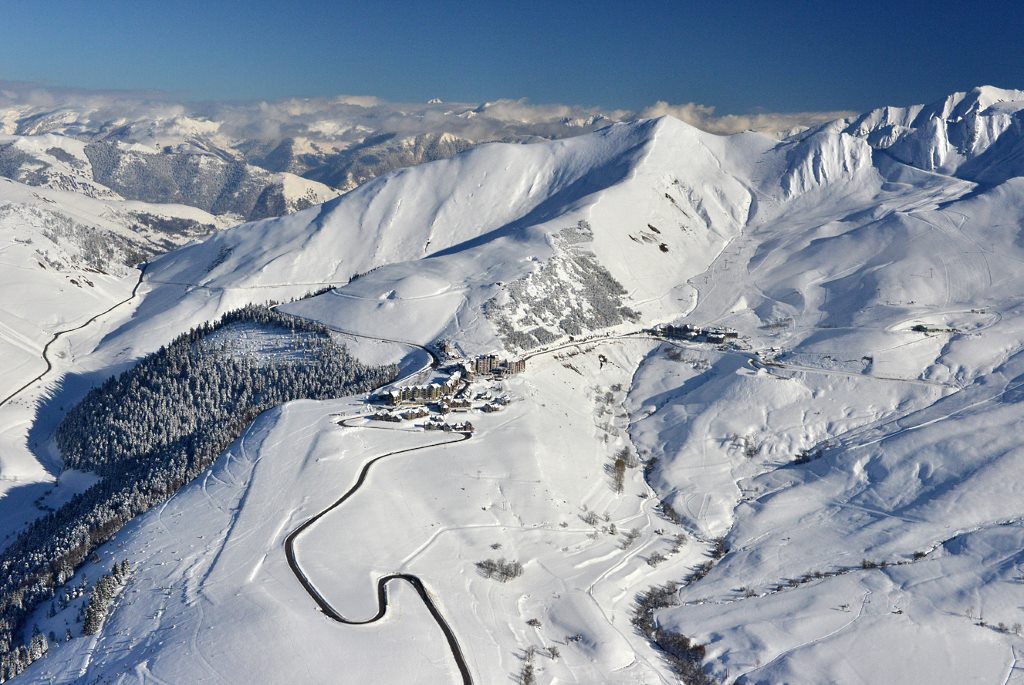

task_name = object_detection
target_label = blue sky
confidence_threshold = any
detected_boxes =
[1,0,1021,112]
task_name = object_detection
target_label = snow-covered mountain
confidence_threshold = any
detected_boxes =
[841,85,1024,183]
[267,130,478,191]
[0,84,849,205]
[0,88,622,199]
[6,86,1024,684]
[0,175,239,502]
[0,133,340,221]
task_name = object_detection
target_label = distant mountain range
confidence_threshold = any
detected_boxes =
[0,88,628,215]
[0,133,338,222]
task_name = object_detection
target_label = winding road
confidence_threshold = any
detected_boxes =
[273,327,704,683]
[279,326,473,684]
[283,426,473,684]
[0,263,148,409]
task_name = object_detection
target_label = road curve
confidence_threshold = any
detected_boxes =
[316,321,442,370]
[283,425,473,684]
[0,263,148,409]
[278,307,471,685]
[274,295,470,680]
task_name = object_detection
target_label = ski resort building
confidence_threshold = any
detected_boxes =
[474,354,500,374]
[420,419,475,433]
[505,358,526,374]
[380,370,464,405]
[654,323,738,344]
[399,406,429,420]
[449,397,472,411]
[472,354,525,376]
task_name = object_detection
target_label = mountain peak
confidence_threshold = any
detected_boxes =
[839,85,1024,181]
[965,84,1024,108]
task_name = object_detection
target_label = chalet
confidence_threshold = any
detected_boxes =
[445,370,463,392]
[422,416,450,430]
[452,421,474,433]
[399,406,429,420]
[371,410,401,422]
[376,389,400,406]
[439,340,458,359]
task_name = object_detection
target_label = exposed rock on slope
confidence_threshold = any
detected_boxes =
[0,134,338,221]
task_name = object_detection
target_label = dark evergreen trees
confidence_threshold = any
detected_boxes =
[0,304,397,674]
[83,561,130,636]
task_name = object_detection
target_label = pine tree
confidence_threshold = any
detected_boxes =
[28,633,47,661]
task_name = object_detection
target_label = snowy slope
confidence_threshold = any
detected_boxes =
[9,86,1024,684]
[841,85,1024,183]
[131,117,765,354]
[0,178,241,550]
[0,132,340,220]
[0,174,234,394]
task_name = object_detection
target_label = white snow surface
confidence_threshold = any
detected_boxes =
[0,177,241,543]
[9,86,1024,683]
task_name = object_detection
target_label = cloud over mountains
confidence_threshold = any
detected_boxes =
[0,80,851,146]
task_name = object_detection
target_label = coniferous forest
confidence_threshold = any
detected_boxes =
[0,305,396,680]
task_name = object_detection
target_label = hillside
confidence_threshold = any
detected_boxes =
[6,86,1024,684]
[0,133,340,221]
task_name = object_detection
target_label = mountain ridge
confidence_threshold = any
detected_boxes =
[6,85,1024,684]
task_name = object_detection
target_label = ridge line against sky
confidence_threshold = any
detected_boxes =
[0,1,1021,114]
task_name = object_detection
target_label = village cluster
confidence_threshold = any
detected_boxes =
[367,353,527,432]
[650,322,739,344]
